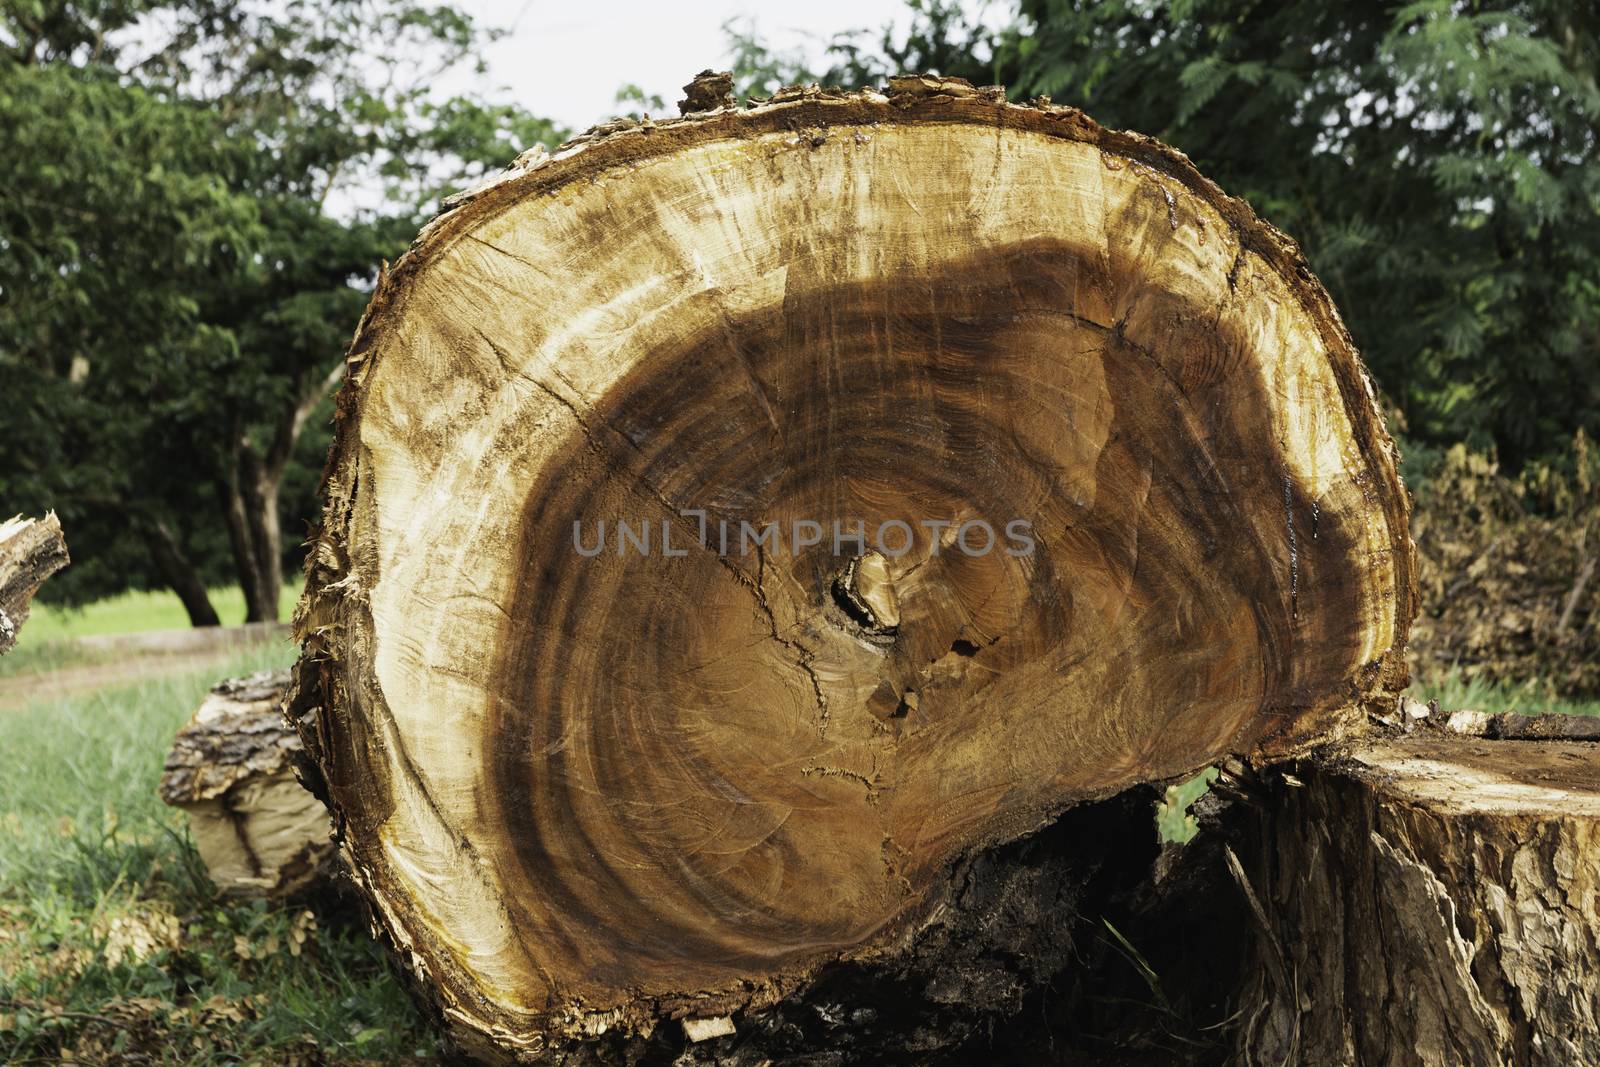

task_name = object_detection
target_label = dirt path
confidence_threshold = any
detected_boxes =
[0,623,292,710]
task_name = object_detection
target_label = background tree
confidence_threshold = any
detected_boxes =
[0,39,259,622]
[0,0,563,622]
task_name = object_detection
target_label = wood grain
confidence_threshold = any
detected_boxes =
[288,77,1414,1059]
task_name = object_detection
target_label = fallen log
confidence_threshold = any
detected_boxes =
[160,669,333,898]
[287,74,1417,1060]
[0,512,69,654]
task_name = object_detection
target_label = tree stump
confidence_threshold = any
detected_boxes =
[1234,726,1600,1066]
[288,76,1415,1060]
[0,512,69,654]
[161,669,333,897]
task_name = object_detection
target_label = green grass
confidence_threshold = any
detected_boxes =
[0,644,434,1065]
[23,584,303,644]
[0,639,107,680]
[1,583,304,681]
[1410,665,1600,717]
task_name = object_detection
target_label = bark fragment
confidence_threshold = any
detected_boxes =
[0,512,69,654]
[161,669,333,897]
[677,70,734,115]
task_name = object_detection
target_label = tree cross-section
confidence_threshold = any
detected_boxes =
[287,75,1414,1061]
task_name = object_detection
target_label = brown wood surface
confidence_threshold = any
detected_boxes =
[0,512,69,655]
[288,76,1415,1059]
[161,669,333,897]
[1234,732,1600,1067]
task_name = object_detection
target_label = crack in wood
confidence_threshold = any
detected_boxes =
[753,543,831,735]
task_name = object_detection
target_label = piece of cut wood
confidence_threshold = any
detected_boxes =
[288,74,1415,1059]
[161,669,332,897]
[1441,706,1600,740]
[1234,732,1600,1066]
[0,512,69,654]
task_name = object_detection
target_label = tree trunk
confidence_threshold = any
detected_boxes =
[287,75,1416,1061]
[219,473,275,624]
[1232,725,1600,1067]
[226,362,341,624]
[238,445,284,623]
[0,512,70,653]
[159,668,333,897]
[143,516,221,628]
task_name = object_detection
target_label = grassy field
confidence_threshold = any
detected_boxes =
[23,584,303,643]
[0,645,432,1065]
[0,584,304,682]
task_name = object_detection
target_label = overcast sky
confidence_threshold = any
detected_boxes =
[451,0,929,132]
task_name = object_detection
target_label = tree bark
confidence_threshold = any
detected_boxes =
[143,516,221,628]
[1231,726,1600,1067]
[160,668,333,897]
[287,75,1416,1061]
[219,470,275,624]
[227,362,342,624]
[237,444,283,623]
[0,512,70,653]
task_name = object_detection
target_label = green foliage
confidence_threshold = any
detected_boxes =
[729,0,1600,468]
[613,82,668,120]
[0,645,434,1062]
[0,62,261,603]
[1155,767,1219,843]
[0,1,564,609]
[724,1,1000,99]
[1005,0,1600,465]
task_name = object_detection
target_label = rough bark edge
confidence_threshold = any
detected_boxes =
[1440,707,1600,741]
[160,668,337,898]
[287,75,1418,1059]
[0,512,70,655]
[1226,725,1600,1067]
[160,669,299,806]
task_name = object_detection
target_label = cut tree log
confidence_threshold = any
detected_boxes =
[287,74,1416,1060]
[160,669,333,897]
[1232,728,1600,1067]
[0,512,69,654]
